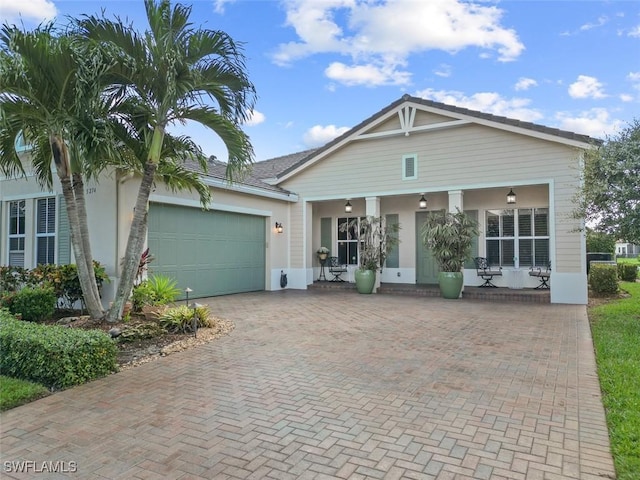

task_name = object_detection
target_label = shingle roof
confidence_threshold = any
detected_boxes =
[272,94,601,180]
[186,95,601,192]
[182,157,293,195]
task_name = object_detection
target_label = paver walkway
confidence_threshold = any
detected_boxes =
[1,291,615,479]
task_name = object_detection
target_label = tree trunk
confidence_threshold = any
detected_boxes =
[72,173,104,317]
[51,137,104,319]
[106,161,158,322]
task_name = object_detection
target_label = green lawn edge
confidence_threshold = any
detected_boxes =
[0,375,50,411]
[589,281,640,480]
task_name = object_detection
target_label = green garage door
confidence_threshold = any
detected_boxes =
[148,203,265,299]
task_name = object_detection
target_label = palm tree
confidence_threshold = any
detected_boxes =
[0,23,125,319]
[78,0,256,322]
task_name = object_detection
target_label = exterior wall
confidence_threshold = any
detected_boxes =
[0,164,118,281]
[117,178,291,293]
[281,120,588,303]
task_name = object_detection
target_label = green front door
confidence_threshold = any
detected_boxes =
[148,203,265,299]
[416,211,439,284]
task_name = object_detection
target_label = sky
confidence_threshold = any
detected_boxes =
[2,0,639,162]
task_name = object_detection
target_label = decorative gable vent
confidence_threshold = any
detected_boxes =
[402,154,417,180]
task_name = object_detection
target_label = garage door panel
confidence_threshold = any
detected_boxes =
[148,204,265,299]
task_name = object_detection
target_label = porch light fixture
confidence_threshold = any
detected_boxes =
[506,188,517,205]
[344,200,353,213]
[275,222,284,233]
[418,194,427,209]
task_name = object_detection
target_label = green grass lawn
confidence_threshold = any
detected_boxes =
[589,281,640,480]
[0,375,50,411]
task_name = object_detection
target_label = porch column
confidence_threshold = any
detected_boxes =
[448,190,463,212]
[365,196,380,217]
[365,196,381,292]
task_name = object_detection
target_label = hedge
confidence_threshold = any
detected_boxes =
[0,310,118,390]
[618,263,639,282]
[589,263,619,294]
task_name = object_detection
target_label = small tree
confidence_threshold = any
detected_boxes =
[339,216,400,271]
[420,209,478,272]
[575,119,640,244]
[586,228,615,254]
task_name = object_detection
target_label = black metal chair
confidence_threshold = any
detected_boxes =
[529,261,551,289]
[328,256,347,282]
[474,257,503,287]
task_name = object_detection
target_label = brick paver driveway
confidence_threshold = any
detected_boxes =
[1,291,615,479]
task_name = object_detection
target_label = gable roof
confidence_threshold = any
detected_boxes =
[268,94,601,183]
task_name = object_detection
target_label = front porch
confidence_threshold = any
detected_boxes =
[309,281,550,303]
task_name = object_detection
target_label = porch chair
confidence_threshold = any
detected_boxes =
[328,256,347,282]
[474,257,503,288]
[529,261,551,289]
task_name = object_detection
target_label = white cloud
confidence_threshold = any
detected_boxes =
[629,25,640,37]
[628,71,640,85]
[273,0,524,87]
[244,109,265,127]
[303,124,350,147]
[434,64,452,78]
[579,15,609,31]
[415,88,543,123]
[556,108,624,138]
[514,77,538,91]
[213,0,236,14]
[0,0,57,24]
[325,62,411,87]
[568,75,607,99]
[620,94,634,102]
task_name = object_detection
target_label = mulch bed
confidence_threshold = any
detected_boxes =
[49,311,235,369]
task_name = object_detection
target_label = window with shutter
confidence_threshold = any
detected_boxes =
[402,154,417,180]
[8,200,26,266]
[36,197,56,265]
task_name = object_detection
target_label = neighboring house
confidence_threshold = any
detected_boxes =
[0,95,598,304]
[616,241,640,258]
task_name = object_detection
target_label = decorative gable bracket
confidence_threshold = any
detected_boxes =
[398,106,417,136]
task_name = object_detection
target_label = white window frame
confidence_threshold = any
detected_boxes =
[8,200,26,267]
[485,208,550,268]
[36,197,56,265]
[337,216,364,265]
[402,154,418,180]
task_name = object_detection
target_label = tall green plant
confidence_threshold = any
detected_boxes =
[421,209,478,272]
[77,0,256,322]
[339,216,400,271]
[0,23,126,318]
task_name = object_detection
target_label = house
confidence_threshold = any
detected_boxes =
[615,241,640,258]
[0,95,598,304]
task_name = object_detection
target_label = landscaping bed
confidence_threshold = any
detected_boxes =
[50,311,235,369]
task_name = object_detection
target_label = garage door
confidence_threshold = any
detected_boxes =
[148,203,265,299]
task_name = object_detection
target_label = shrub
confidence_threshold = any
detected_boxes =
[618,263,639,282]
[0,263,108,310]
[0,311,118,390]
[0,266,28,293]
[589,263,619,294]
[158,305,213,333]
[131,274,181,312]
[8,287,56,322]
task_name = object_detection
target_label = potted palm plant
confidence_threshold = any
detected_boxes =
[420,209,478,299]
[339,216,400,294]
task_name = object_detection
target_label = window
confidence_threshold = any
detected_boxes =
[402,154,417,180]
[337,217,362,265]
[15,131,33,152]
[8,200,26,266]
[486,208,549,267]
[36,197,56,265]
